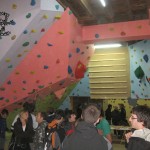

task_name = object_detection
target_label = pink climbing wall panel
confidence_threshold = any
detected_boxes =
[82,20,150,43]
[0,9,74,108]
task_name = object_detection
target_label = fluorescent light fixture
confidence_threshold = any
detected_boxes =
[100,0,106,7]
[94,43,122,49]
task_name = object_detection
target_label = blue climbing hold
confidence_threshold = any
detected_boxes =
[31,0,36,6]
[76,48,80,53]
[68,66,72,74]
[143,54,149,63]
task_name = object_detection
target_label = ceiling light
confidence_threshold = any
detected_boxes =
[100,0,106,7]
[94,43,122,49]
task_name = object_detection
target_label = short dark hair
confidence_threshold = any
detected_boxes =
[65,110,75,121]
[82,104,100,124]
[1,109,9,115]
[131,105,150,128]
[55,109,65,120]
[40,112,47,120]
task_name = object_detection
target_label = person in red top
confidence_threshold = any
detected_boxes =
[64,110,76,136]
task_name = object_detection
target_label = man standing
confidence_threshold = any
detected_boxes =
[62,104,108,150]
[33,112,47,150]
[125,105,150,150]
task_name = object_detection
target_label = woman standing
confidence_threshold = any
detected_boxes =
[10,110,34,150]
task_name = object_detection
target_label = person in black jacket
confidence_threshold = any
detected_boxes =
[10,110,34,150]
[105,104,112,124]
[61,104,108,150]
[125,105,150,150]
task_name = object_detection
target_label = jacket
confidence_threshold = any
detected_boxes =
[33,120,47,150]
[62,121,108,150]
[127,128,150,150]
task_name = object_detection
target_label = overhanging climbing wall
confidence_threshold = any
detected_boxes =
[88,47,130,99]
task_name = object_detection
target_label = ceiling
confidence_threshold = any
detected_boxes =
[57,0,150,26]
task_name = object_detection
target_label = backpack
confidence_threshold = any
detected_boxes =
[44,120,57,150]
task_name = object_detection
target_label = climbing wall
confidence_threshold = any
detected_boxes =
[129,40,150,99]
[0,1,94,111]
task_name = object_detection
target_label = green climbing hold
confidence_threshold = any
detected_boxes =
[22,42,29,47]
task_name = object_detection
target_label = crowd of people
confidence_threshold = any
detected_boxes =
[0,102,150,150]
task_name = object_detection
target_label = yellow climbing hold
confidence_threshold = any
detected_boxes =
[55,14,61,19]
[58,31,64,34]
[31,29,36,33]
[24,50,29,53]
[5,58,11,62]
[12,4,17,9]
[43,14,48,19]
[30,71,35,74]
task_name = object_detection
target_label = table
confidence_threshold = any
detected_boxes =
[111,125,131,131]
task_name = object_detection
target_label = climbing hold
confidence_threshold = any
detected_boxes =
[109,27,114,31]
[47,43,53,46]
[69,10,73,15]
[37,54,41,58]
[24,49,29,52]
[55,5,59,10]
[44,65,49,69]
[15,71,20,75]
[41,28,45,32]
[7,80,11,85]
[76,48,80,53]
[143,54,149,63]
[43,14,48,19]
[38,85,44,89]
[12,4,17,9]
[5,58,11,62]
[23,30,28,34]
[31,29,36,33]
[137,25,142,29]
[5,99,9,102]
[0,97,4,100]
[8,64,13,68]
[22,42,29,47]
[0,87,5,91]
[68,66,73,74]
[55,15,61,19]
[68,53,72,58]
[58,31,64,34]
[30,71,35,74]
[56,59,60,64]
[17,54,22,57]
[36,80,40,84]
[30,0,36,6]
[26,13,31,18]
[10,20,16,25]
[34,41,38,44]
[95,34,99,38]
[22,80,26,84]
[11,35,16,40]
[120,31,126,36]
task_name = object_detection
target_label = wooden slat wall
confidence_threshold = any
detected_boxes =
[88,47,130,99]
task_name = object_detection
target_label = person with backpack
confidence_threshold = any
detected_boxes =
[44,109,66,150]
[33,112,47,150]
